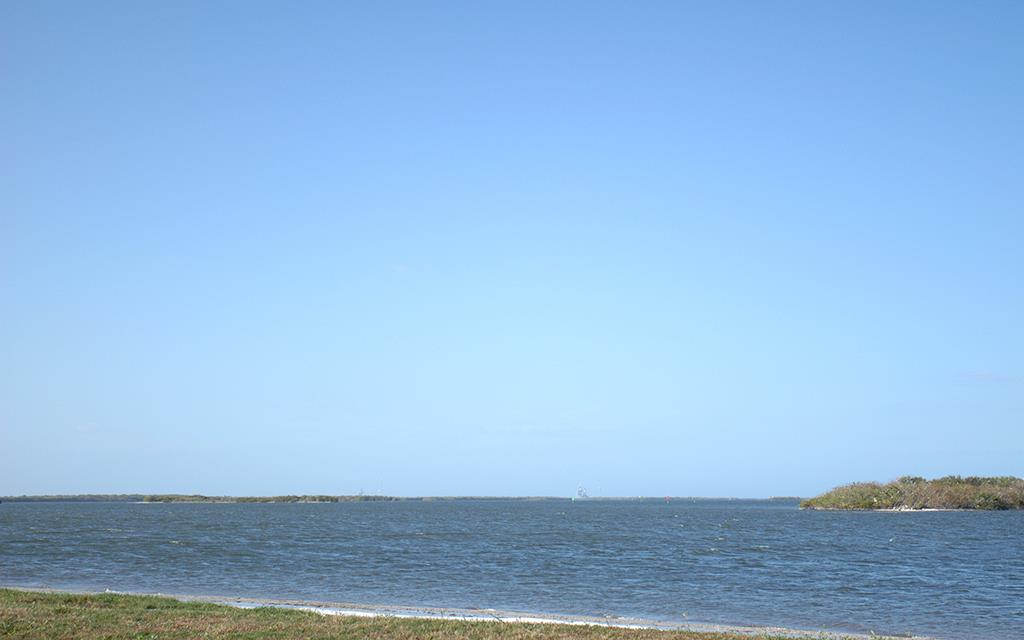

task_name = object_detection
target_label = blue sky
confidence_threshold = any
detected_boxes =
[2,0,1021,497]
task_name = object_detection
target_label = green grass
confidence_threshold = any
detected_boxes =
[800,476,1024,510]
[0,588,860,640]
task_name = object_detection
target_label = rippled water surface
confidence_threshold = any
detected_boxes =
[1,500,1021,638]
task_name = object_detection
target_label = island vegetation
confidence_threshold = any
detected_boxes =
[0,589,882,640]
[801,476,1024,510]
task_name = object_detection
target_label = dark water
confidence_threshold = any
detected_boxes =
[1,500,1021,639]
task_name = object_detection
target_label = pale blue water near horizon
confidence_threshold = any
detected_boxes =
[1,500,1021,639]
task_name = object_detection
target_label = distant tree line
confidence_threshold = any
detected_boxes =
[0,494,145,502]
[0,494,398,503]
[141,495,399,503]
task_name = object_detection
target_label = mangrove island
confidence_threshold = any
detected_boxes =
[801,475,1024,510]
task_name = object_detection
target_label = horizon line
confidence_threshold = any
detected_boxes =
[0,493,805,501]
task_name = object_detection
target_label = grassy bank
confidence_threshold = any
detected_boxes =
[801,476,1024,510]
[0,589,858,640]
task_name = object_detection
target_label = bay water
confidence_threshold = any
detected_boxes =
[1,499,1021,638]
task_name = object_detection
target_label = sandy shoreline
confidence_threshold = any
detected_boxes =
[2,586,927,639]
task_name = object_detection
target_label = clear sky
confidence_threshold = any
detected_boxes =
[2,1,1021,498]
